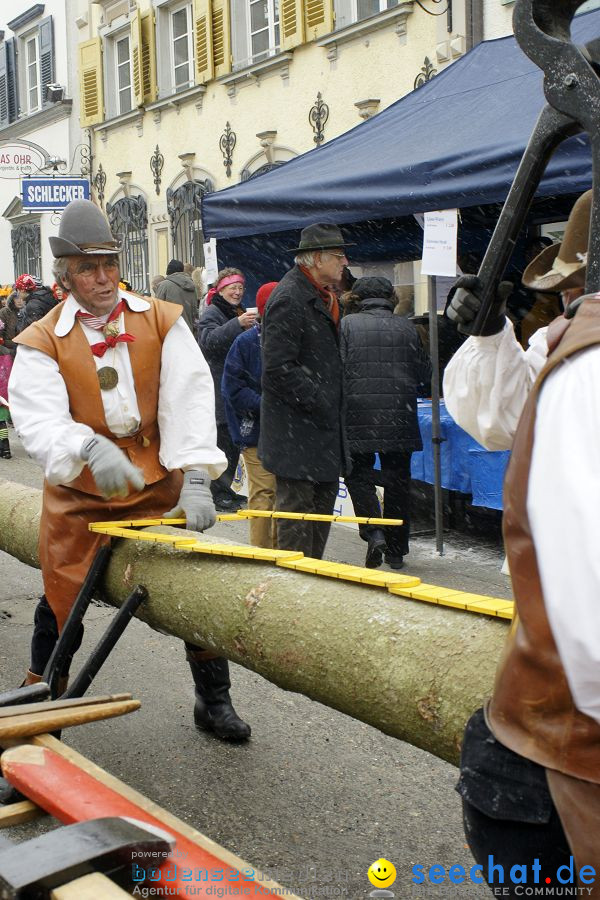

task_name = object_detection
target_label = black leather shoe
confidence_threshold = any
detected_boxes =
[365,529,387,569]
[214,496,241,512]
[194,697,252,741]
[385,554,404,570]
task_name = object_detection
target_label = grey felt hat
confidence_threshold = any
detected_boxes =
[49,199,122,258]
[288,223,355,252]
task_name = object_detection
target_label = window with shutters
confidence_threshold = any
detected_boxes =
[103,27,135,119]
[13,15,55,117]
[25,34,40,112]
[116,35,133,114]
[334,0,398,29]
[231,0,280,69]
[249,0,280,62]
[171,2,194,90]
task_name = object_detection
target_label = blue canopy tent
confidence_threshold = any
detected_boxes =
[201,8,598,291]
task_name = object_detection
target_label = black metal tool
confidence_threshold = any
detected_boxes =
[42,545,148,701]
[0,684,50,708]
[471,0,600,334]
[43,545,113,699]
[0,816,174,898]
[62,586,148,700]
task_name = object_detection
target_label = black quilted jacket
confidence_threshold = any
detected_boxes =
[340,297,431,454]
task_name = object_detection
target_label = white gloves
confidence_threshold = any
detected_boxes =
[165,469,216,532]
[81,434,145,499]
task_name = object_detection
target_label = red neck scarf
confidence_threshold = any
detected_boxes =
[76,299,136,358]
[299,266,340,327]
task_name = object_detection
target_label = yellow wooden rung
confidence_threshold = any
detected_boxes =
[361,516,404,526]
[235,510,272,518]
[277,558,345,576]
[359,570,421,588]
[216,513,244,521]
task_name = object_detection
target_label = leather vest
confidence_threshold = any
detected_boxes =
[15,296,181,496]
[488,297,600,783]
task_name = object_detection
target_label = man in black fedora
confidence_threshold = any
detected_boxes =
[259,223,352,557]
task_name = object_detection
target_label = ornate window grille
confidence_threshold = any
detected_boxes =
[240,161,284,182]
[106,195,150,294]
[11,223,41,280]
[166,180,212,267]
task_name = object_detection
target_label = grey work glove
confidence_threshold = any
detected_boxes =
[165,469,216,532]
[81,434,145,499]
[446,275,513,337]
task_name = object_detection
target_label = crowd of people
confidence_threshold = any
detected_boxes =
[2,189,598,888]
[0,276,66,458]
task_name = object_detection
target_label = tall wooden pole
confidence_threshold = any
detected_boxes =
[0,481,507,766]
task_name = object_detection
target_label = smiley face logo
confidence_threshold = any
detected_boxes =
[368,858,397,888]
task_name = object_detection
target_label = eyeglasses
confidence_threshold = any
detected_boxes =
[324,251,348,260]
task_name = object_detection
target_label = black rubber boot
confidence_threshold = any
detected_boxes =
[186,649,251,741]
[0,437,11,459]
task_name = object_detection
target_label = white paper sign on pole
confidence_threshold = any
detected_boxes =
[203,238,219,283]
[420,209,458,277]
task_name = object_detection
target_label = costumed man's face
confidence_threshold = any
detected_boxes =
[63,255,121,317]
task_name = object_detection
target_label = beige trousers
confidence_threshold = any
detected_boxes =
[241,446,277,548]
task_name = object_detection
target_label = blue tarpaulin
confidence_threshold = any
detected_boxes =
[202,9,598,242]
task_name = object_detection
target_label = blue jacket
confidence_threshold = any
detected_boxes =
[221,325,262,448]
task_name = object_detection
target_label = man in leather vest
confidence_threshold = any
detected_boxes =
[8,199,251,741]
[444,194,600,891]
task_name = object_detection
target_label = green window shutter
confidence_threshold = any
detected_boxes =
[79,37,104,126]
[39,16,55,107]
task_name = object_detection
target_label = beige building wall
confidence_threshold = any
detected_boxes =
[76,0,439,287]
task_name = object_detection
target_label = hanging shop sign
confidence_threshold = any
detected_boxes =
[22,177,90,211]
[0,143,46,179]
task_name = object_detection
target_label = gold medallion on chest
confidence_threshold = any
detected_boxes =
[97,366,119,390]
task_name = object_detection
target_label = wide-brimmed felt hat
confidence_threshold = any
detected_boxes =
[288,223,355,253]
[49,199,122,258]
[522,190,591,292]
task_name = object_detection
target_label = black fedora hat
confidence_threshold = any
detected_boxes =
[288,223,355,253]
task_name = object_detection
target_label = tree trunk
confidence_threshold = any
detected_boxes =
[0,481,507,765]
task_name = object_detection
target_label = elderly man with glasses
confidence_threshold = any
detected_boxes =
[8,199,251,742]
[259,224,352,558]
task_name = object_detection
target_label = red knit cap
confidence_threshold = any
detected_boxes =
[256,281,278,317]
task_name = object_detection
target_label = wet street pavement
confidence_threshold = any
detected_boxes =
[0,430,509,899]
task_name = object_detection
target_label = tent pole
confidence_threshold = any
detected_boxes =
[427,275,444,555]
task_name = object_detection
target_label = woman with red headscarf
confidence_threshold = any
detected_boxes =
[197,268,257,511]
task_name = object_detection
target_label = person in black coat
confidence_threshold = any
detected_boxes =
[197,268,257,510]
[259,223,352,558]
[17,285,60,332]
[340,276,432,569]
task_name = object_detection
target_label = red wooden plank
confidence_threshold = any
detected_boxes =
[1,745,282,898]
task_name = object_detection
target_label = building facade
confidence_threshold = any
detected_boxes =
[0,1,88,285]
[76,0,459,293]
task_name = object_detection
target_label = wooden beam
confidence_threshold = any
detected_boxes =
[0,480,508,765]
